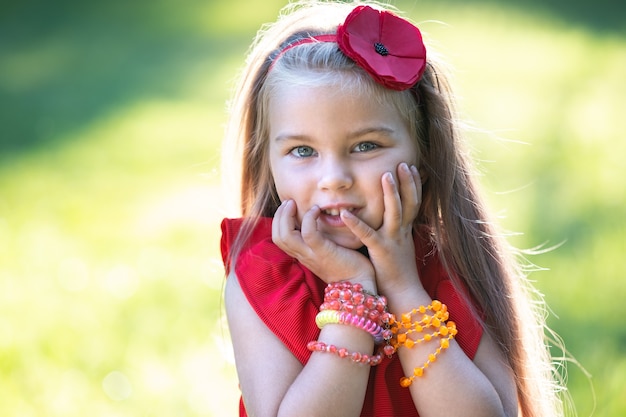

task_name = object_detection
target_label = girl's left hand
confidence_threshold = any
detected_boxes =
[341,162,423,295]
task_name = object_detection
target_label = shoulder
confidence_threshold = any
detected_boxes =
[221,217,310,294]
[220,217,326,364]
[220,217,274,270]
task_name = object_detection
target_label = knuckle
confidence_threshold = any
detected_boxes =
[360,226,376,241]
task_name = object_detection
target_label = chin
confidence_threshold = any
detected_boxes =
[326,233,364,251]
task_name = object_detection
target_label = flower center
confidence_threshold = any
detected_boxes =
[374,42,389,56]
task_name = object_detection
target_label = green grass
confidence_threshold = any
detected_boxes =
[1,0,624,415]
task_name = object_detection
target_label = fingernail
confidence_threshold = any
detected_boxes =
[340,209,355,221]
[385,171,395,184]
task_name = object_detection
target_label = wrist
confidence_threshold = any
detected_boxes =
[309,280,392,367]
[384,286,432,316]
[347,276,377,295]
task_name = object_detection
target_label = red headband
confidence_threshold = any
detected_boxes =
[270,5,427,91]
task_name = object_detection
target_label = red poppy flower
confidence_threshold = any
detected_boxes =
[337,5,427,91]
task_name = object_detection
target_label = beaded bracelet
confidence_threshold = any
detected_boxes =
[320,282,391,327]
[385,300,458,387]
[398,321,457,387]
[392,299,449,331]
[307,340,383,366]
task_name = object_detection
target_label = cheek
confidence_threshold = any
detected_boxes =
[269,159,287,200]
[271,157,315,201]
[369,195,386,228]
[272,171,306,205]
[357,178,385,228]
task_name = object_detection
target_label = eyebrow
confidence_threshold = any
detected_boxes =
[273,126,396,142]
[273,133,310,143]
[348,126,396,139]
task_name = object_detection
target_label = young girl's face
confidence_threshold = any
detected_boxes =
[268,80,418,249]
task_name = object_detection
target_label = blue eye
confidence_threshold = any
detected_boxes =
[354,142,378,152]
[290,146,315,157]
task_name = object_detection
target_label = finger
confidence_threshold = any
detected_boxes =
[272,200,303,252]
[396,163,420,225]
[382,169,402,233]
[272,201,287,243]
[300,205,324,248]
[341,208,380,248]
[271,199,286,240]
[412,164,422,209]
[273,199,296,237]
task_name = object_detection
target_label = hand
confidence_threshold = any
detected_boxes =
[272,199,375,287]
[340,163,423,295]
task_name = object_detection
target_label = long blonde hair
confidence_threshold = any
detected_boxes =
[222,1,566,416]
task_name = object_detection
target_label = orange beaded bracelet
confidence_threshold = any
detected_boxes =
[385,300,458,387]
[398,321,457,387]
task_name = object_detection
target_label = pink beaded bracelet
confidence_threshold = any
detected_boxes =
[307,341,383,366]
[320,282,391,328]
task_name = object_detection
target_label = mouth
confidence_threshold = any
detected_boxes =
[321,207,357,217]
[317,206,360,229]
[317,206,364,242]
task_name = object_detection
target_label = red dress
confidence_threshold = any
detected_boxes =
[221,217,483,417]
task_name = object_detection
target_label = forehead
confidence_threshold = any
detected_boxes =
[270,81,396,123]
[268,69,408,115]
[269,68,374,101]
[263,68,418,141]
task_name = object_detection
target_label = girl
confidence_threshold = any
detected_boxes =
[220,1,565,416]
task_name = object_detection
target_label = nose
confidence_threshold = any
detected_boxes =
[317,156,353,191]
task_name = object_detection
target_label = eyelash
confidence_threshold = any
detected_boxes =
[354,142,379,152]
[288,142,380,158]
[288,146,316,158]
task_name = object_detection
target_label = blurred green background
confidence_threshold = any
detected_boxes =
[1,0,624,415]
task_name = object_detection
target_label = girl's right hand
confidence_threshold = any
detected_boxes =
[272,199,376,289]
